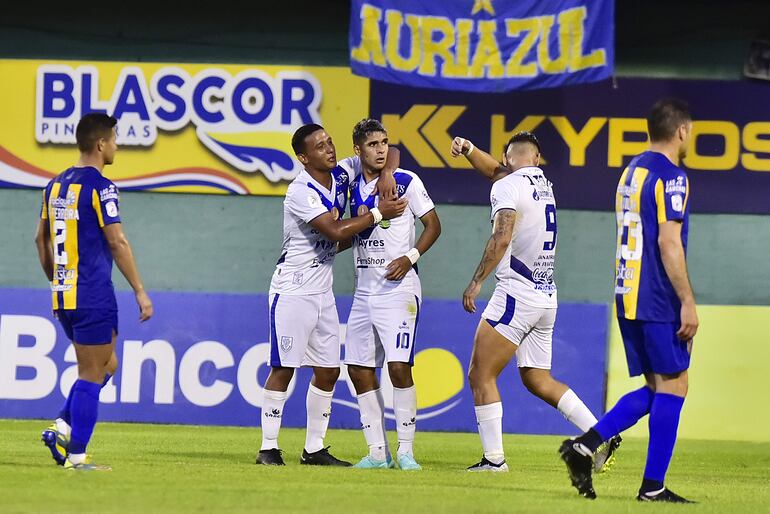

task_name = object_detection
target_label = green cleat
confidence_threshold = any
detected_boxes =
[397,454,422,471]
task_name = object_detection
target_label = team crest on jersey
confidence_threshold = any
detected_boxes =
[280,336,293,352]
[307,192,321,208]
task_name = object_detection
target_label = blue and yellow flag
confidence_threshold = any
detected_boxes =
[349,0,614,92]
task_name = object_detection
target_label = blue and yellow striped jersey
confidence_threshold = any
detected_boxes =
[40,166,121,310]
[614,151,690,322]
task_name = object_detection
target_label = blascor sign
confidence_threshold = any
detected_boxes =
[0,59,368,195]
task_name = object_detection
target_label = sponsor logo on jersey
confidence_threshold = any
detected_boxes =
[665,176,686,194]
[99,185,119,202]
[357,239,386,249]
[356,256,386,266]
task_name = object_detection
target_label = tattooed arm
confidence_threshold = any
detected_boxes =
[463,209,516,313]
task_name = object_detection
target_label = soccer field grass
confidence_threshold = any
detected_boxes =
[1,420,768,513]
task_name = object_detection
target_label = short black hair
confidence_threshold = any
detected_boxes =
[353,118,386,145]
[647,99,691,143]
[291,123,325,154]
[76,113,117,152]
[505,131,541,154]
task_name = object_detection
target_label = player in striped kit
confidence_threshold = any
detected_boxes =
[37,113,153,471]
[560,99,697,503]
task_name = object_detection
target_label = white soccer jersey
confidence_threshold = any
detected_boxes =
[269,164,351,295]
[489,166,558,308]
[349,168,435,297]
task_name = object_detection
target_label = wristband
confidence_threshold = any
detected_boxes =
[370,207,383,225]
[405,248,420,265]
[465,141,475,156]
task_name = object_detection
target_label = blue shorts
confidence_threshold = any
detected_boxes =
[55,309,118,345]
[618,318,691,376]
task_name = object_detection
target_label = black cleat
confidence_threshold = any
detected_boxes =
[559,439,596,500]
[466,456,509,472]
[256,448,285,465]
[637,488,696,503]
[300,446,351,466]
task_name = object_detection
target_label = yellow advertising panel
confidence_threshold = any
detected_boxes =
[0,59,369,194]
[606,305,770,442]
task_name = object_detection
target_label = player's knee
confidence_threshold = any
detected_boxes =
[388,362,413,389]
[266,367,295,390]
[313,367,340,388]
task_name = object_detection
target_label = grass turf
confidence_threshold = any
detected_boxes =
[1,419,768,513]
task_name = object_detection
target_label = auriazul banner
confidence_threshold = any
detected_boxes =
[349,0,614,92]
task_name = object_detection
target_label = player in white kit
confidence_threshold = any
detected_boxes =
[256,123,407,466]
[450,132,620,472]
[344,119,441,471]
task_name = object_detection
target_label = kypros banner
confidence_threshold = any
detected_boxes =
[349,0,614,92]
[0,59,368,195]
[0,289,608,434]
[371,77,770,214]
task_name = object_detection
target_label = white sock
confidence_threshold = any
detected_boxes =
[68,452,86,465]
[393,385,416,457]
[475,402,504,464]
[357,388,387,461]
[55,417,71,437]
[557,389,598,432]
[260,389,288,451]
[305,384,333,453]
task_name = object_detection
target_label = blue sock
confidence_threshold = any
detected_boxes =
[593,386,655,442]
[59,374,111,426]
[642,393,685,492]
[68,379,102,455]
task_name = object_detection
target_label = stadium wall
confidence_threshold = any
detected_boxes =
[1,189,767,306]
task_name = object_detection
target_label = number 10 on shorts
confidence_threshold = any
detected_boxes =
[396,332,411,349]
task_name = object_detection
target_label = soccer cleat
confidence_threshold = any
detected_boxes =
[637,488,696,503]
[256,448,285,466]
[353,454,394,469]
[594,435,622,473]
[396,453,422,471]
[64,456,111,471]
[466,456,509,472]
[300,446,351,466]
[41,423,69,466]
[559,439,596,499]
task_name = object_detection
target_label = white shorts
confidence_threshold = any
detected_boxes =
[481,288,556,369]
[268,289,341,368]
[344,292,420,368]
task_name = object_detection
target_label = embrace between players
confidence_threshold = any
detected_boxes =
[37,100,698,503]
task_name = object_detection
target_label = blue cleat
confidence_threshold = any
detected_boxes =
[353,454,395,469]
[397,454,422,471]
[41,423,68,466]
